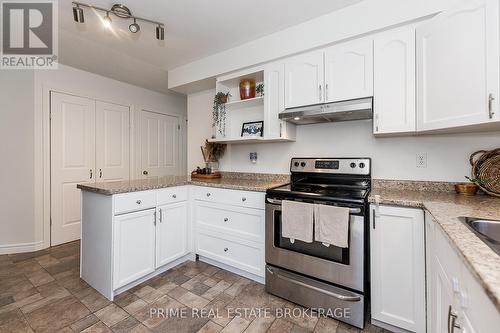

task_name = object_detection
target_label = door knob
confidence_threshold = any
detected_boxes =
[224,248,228,252]
[224,218,229,222]
[242,197,247,202]
[172,194,177,198]
[143,170,149,175]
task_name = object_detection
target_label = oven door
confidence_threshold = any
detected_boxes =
[265,197,365,292]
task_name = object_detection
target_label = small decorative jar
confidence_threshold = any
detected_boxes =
[239,79,255,100]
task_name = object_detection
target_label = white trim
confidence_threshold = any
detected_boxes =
[0,241,45,255]
[198,255,265,284]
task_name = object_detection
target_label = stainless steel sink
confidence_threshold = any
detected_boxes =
[461,217,500,255]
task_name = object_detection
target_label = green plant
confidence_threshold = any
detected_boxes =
[213,92,231,136]
[201,140,226,162]
[256,83,264,96]
[465,176,484,186]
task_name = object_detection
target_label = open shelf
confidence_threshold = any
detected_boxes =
[225,96,264,109]
[207,136,295,144]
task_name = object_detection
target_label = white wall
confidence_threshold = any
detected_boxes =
[0,64,187,253]
[169,0,460,90]
[0,71,38,251]
[187,89,215,171]
[187,89,500,182]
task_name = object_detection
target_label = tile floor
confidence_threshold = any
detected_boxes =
[0,241,391,333]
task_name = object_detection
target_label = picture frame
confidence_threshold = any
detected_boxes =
[241,121,264,137]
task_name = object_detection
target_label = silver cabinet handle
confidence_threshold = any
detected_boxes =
[223,218,229,222]
[99,169,103,178]
[242,197,247,202]
[325,83,329,101]
[90,169,93,179]
[206,193,211,197]
[172,194,177,199]
[319,85,322,101]
[223,247,228,252]
[143,170,148,175]
[489,93,495,119]
[153,210,157,226]
[372,209,376,229]
[159,208,163,223]
[136,200,142,205]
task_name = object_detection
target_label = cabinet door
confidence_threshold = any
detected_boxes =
[113,209,156,289]
[156,201,188,268]
[96,101,130,182]
[324,39,373,103]
[430,254,457,333]
[374,28,416,134]
[284,51,324,108]
[416,0,499,131]
[370,205,425,332]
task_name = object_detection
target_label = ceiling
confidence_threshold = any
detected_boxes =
[58,0,363,93]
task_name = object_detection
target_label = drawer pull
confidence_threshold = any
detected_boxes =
[242,197,247,202]
[136,200,142,205]
[172,194,177,199]
[206,193,211,197]
[224,247,229,252]
[224,218,229,222]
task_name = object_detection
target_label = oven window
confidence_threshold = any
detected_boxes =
[273,210,350,264]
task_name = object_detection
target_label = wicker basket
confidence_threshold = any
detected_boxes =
[470,148,500,197]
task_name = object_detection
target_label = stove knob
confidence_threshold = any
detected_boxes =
[294,161,300,167]
[350,162,356,168]
[359,162,365,168]
[300,162,306,167]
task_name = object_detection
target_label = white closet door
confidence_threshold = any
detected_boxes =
[51,92,95,246]
[95,101,130,182]
[140,110,179,178]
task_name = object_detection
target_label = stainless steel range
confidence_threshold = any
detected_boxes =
[265,158,371,329]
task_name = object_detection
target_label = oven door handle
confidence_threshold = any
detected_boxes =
[266,267,361,302]
[266,198,361,214]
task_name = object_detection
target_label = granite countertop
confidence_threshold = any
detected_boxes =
[77,173,288,195]
[369,187,500,311]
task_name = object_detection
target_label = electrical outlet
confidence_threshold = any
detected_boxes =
[416,153,427,168]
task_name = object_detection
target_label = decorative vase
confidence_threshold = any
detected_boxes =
[454,183,479,196]
[239,79,255,100]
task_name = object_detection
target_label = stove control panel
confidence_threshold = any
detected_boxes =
[290,158,370,175]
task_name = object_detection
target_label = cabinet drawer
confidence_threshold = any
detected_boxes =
[114,191,156,215]
[193,186,265,210]
[157,186,188,205]
[195,202,264,243]
[196,231,264,277]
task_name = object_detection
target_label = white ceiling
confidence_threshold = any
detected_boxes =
[58,0,363,93]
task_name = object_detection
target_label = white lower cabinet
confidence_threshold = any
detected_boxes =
[426,211,500,333]
[370,205,425,332]
[193,186,265,280]
[113,209,156,289]
[156,201,188,268]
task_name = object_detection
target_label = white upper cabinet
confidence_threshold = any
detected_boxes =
[324,39,373,103]
[416,0,500,131]
[373,27,416,134]
[284,51,324,108]
[264,62,296,140]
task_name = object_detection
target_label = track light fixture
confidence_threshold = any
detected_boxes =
[156,25,164,41]
[71,2,165,40]
[72,4,84,23]
[129,18,140,33]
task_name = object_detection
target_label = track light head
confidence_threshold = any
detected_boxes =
[103,11,112,29]
[129,18,140,33]
[72,5,84,23]
[156,25,164,41]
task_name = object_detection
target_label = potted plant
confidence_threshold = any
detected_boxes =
[200,140,226,174]
[212,92,230,137]
[455,176,482,195]
[256,83,264,97]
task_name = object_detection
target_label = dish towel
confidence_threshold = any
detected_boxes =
[282,200,314,243]
[314,204,350,248]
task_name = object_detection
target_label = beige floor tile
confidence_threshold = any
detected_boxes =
[111,315,141,332]
[0,309,34,333]
[81,321,113,333]
[220,316,251,333]
[70,314,100,332]
[202,280,232,301]
[313,317,339,333]
[267,318,294,333]
[243,316,276,333]
[198,320,223,333]
[26,269,54,286]
[94,304,129,327]
[80,289,111,312]
[124,299,148,315]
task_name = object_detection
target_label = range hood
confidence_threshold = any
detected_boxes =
[279,97,373,125]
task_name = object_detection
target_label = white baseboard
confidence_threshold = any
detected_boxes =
[0,241,46,255]
[198,255,265,284]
